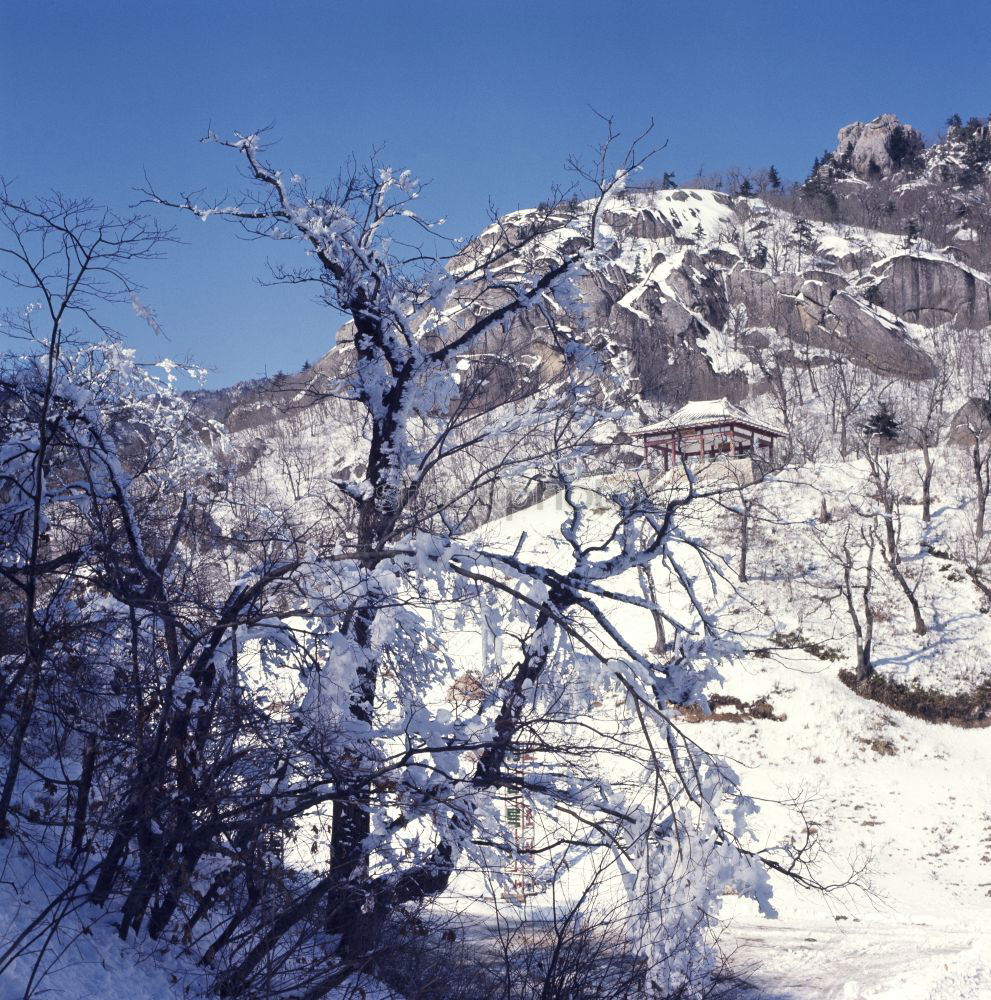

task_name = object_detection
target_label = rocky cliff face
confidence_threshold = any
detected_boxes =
[199,116,991,433]
[808,112,991,256]
[870,253,991,328]
[420,185,956,405]
[272,188,982,420]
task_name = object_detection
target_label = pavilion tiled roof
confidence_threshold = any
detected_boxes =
[632,397,786,438]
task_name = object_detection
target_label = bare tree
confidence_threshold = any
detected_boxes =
[813,522,879,682]
[862,441,927,635]
[954,399,991,540]
[821,349,882,459]
[0,185,171,835]
[133,123,799,994]
[899,340,950,525]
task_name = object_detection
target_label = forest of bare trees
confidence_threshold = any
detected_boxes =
[0,126,832,998]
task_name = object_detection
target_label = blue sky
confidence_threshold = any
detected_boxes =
[3,0,991,386]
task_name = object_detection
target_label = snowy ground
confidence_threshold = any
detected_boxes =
[709,645,991,999]
[0,839,206,999]
[469,458,991,999]
[725,919,991,999]
[0,836,404,1000]
[7,450,991,999]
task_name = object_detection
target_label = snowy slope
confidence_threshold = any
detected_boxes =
[0,839,205,999]
[710,645,991,999]
[463,455,991,999]
[0,834,409,999]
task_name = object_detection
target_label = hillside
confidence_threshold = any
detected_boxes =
[7,113,991,1000]
[446,451,991,998]
[185,120,991,995]
[202,117,991,456]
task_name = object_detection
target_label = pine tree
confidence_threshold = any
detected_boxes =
[864,402,900,441]
[790,218,817,269]
[749,239,768,269]
[738,177,753,198]
[887,125,920,171]
[768,164,781,190]
[802,172,839,220]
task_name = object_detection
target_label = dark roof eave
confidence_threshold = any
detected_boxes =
[632,419,785,438]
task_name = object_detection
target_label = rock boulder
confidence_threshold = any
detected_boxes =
[834,114,924,179]
[871,254,991,328]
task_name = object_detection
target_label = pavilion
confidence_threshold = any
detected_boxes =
[632,398,785,470]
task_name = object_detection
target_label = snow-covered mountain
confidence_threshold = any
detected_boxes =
[10,115,991,1000]
[198,119,991,997]
[199,116,991,446]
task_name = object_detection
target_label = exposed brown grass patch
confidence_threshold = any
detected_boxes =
[858,736,898,756]
[678,693,785,723]
[840,669,991,727]
[752,629,842,662]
